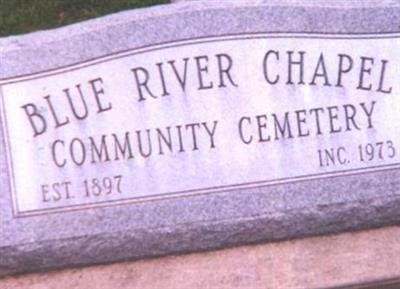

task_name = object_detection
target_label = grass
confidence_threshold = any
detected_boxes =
[0,0,169,36]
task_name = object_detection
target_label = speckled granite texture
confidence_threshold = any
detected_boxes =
[1,0,400,277]
[3,226,400,289]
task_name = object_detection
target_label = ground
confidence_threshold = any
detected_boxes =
[0,0,168,36]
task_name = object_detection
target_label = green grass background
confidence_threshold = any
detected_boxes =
[0,0,168,36]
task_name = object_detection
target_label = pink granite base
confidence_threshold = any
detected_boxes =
[2,226,400,289]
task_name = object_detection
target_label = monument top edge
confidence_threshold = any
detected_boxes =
[0,0,399,43]
[1,0,399,80]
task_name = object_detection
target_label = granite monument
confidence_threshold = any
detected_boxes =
[1,0,400,276]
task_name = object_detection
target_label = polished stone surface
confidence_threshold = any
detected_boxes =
[1,0,400,276]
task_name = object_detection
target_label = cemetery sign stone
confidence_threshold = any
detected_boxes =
[1,0,400,276]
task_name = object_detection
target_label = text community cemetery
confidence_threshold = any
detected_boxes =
[21,50,388,168]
